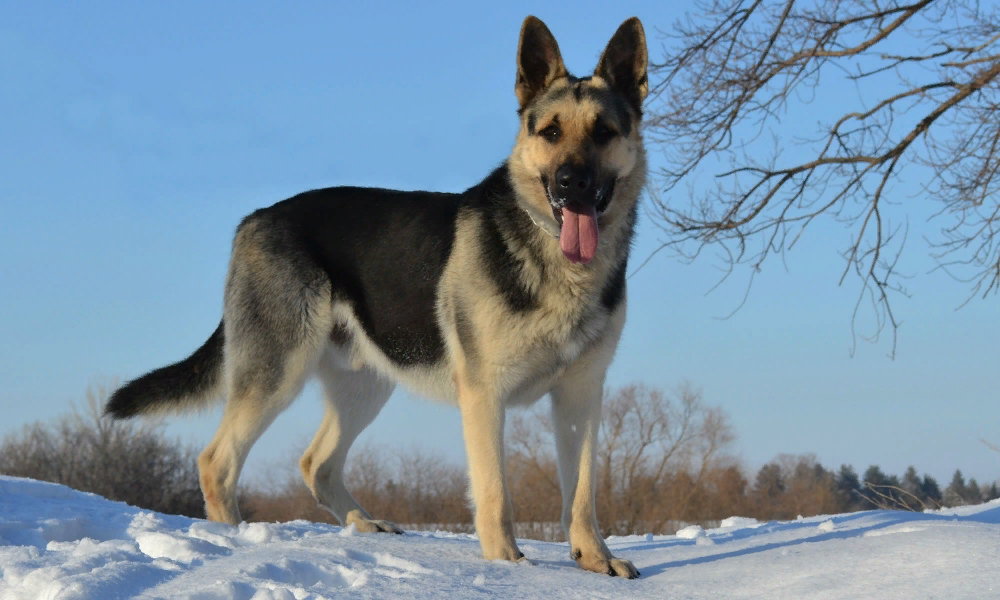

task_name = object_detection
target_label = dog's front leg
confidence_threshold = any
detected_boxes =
[551,369,639,578]
[456,373,522,562]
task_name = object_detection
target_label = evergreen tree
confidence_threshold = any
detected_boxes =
[790,461,821,487]
[944,470,967,507]
[900,466,925,510]
[835,465,862,511]
[966,478,984,505]
[861,465,895,509]
[987,482,1000,502]
[921,475,943,507]
[863,465,889,486]
[755,463,785,498]
[752,463,785,519]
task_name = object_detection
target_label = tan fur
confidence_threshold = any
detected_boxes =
[509,75,644,243]
[429,32,647,572]
[171,15,649,579]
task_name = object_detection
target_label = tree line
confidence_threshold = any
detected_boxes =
[1,383,994,541]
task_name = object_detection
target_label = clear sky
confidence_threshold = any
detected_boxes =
[1,0,997,488]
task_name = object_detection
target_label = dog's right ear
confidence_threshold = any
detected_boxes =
[515,16,567,112]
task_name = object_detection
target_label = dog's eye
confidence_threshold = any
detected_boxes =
[539,125,561,143]
[592,123,617,145]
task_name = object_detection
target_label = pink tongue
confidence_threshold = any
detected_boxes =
[559,203,599,264]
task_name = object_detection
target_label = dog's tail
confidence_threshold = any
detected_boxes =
[105,321,226,419]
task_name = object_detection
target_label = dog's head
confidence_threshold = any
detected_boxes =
[509,16,648,264]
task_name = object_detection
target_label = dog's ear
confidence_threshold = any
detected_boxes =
[596,17,648,115]
[515,16,567,111]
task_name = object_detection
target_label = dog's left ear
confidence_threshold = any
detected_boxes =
[596,17,648,115]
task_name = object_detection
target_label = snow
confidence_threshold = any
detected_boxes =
[674,525,705,539]
[1,476,998,599]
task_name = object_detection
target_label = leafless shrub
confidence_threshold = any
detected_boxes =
[645,0,1000,356]
[0,382,205,518]
[349,444,472,525]
[245,444,472,527]
[507,383,740,536]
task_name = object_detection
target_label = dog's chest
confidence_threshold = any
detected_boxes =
[558,306,609,363]
[502,308,608,406]
[528,300,609,370]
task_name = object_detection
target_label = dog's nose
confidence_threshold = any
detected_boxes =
[556,164,594,194]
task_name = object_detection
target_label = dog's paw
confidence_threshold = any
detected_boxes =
[484,546,527,563]
[572,550,640,579]
[606,557,639,578]
[353,518,404,534]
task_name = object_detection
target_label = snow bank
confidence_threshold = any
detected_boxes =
[1,476,998,598]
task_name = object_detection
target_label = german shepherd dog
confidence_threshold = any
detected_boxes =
[107,16,648,578]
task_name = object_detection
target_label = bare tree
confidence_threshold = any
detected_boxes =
[645,0,1000,356]
[507,383,737,536]
[597,384,736,533]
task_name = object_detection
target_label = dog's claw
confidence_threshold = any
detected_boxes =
[378,521,405,535]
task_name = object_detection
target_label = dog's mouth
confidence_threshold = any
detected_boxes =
[544,180,615,264]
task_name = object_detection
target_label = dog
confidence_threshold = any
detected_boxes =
[106,15,648,578]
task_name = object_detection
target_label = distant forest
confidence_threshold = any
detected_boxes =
[1,384,996,540]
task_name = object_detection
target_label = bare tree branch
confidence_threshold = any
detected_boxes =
[645,0,1000,356]
[857,481,942,511]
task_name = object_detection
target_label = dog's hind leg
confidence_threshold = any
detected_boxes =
[198,325,329,524]
[298,356,401,533]
[198,383,305,525]
[198,217,334,525]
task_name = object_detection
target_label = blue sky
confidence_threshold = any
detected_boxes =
[1,0,997,487]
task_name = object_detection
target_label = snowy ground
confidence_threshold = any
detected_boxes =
[1,476,997,599]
